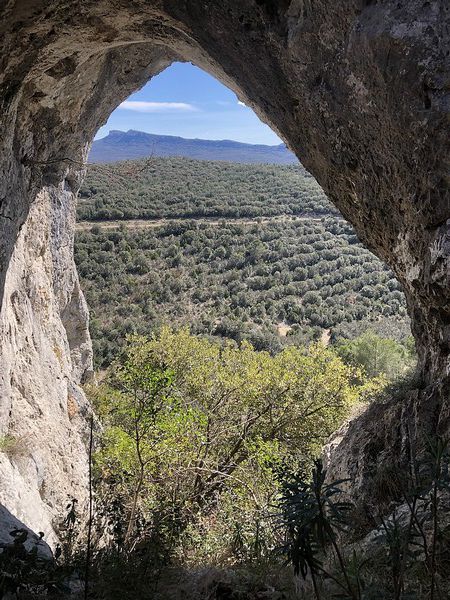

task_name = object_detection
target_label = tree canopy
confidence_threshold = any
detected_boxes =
[92,328,381,563]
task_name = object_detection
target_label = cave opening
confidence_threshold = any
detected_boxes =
[75,60,411,374]
[70,61,420,585]
[0,2,448,581]
[63,57,420,579]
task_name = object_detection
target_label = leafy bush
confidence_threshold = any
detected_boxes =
[90,328,379,569]
[278,440,450,600]
[336,331,415,380]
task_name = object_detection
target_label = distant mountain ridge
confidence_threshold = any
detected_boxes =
[89,130,298,164]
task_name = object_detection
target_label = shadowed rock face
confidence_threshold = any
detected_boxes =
[0,1,449,532]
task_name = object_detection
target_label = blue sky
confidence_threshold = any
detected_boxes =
[95,62,282,145]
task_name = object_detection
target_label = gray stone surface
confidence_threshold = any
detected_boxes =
[0,186,92,545]
[0,504,52,559]
[0,0,449,532]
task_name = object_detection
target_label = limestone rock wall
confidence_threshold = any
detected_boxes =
[0,30,173,537]
[0,180,92,545]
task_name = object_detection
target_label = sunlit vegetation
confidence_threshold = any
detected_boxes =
[75,156,411,368]
[6,156,425,599]
[77,157,337,221]
[75,217,410,368]
[336,330,416,380]
[89,329,381,587]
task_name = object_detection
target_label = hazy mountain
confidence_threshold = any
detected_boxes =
[89,130,298,164]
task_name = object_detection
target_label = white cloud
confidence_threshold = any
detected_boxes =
[237,100,247,107]
[118,101,198,113]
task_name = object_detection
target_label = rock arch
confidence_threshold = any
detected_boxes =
[0,1,449,533]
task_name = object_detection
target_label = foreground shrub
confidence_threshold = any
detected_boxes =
[90,327,378,568]
[279,441,450,600]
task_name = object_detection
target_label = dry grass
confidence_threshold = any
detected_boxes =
[0,433,28,458]
[277,322,292,337]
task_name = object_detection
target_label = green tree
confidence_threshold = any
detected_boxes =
[92,328,381,563]
[93,345,200,545]
[336,330,415,379]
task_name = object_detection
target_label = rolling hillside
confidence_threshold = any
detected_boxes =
[75,156,410,367]
[89,130,298,164]
[77,157,332,221]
